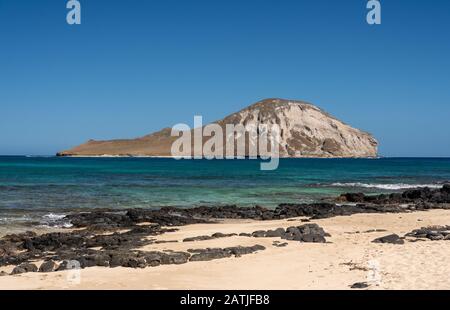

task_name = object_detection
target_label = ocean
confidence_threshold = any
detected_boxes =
[1,156,450,233]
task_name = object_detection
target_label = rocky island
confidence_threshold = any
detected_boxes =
[57,98,378,158]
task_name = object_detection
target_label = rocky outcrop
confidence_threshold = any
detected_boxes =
[250,224,330,243]
[339,184,450,205]
[57,98,378,158]
[2,186,450,275]
[405,226,450,241]
[188,245,265,262]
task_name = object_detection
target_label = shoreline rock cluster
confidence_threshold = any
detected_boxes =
[405,225,450,241]
[250,224,330,243]
[54,185,450,232]
[182,224,330,244]
[371,225,450,244]
[1,186,450,276]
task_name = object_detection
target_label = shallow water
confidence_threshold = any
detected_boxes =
[0,156,449,230]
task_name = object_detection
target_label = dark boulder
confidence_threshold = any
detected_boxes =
[442,184,450,193]
[282,224,329,243]
[189,245,265,262]
[372,234,404,245]
[160,252,190,265]
[125,257,147,269]
[252,231,267,238]
[56,260,81,271]
[81,253,110,268]
[11,263,38,275]
[39,260,57,273]
[341,193,366,203]
[11,267,27,275]
[183,235,213,242]
[189,249,232,262]
[300,234,327,243]
[350,282,369,289]
[264,228,285,238]
[211,232,237,239]
[109,253,135,268]
[406,225,450,241]
[225,245,265,257]
[140,252,163,267]
[239,233,252,237]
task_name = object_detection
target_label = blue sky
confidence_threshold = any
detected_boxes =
[0,0,449,156]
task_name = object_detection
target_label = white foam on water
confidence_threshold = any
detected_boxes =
[40,213,73,228]
[43,213,67,220]
[330,182,443,190]
[39,222,73,229]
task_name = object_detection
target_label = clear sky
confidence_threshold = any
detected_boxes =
[0,0,449,156]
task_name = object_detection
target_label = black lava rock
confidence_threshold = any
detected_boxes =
[372,234,405,245]
[350,282,369,289]
[252,231,267,238]
[189,245,265,262]
[11,263,38,275]
[39,260,57,273]
[405,225,450,241]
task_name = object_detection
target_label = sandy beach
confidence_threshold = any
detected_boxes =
[1,209,449,290]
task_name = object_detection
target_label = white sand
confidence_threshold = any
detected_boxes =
[1,210,450,290]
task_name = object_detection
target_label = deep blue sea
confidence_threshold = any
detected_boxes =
[1,156,450,232]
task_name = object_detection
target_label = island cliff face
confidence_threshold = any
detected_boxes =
[57,98,378,158]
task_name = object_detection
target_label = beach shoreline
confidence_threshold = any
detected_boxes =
[1,209,450,290]
[1,185,450,290]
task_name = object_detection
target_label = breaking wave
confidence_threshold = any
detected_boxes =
[41,213,73,228]
[329,182,443,190]
[43,213,67,220]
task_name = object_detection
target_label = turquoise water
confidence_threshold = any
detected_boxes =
[1,156,450,229]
